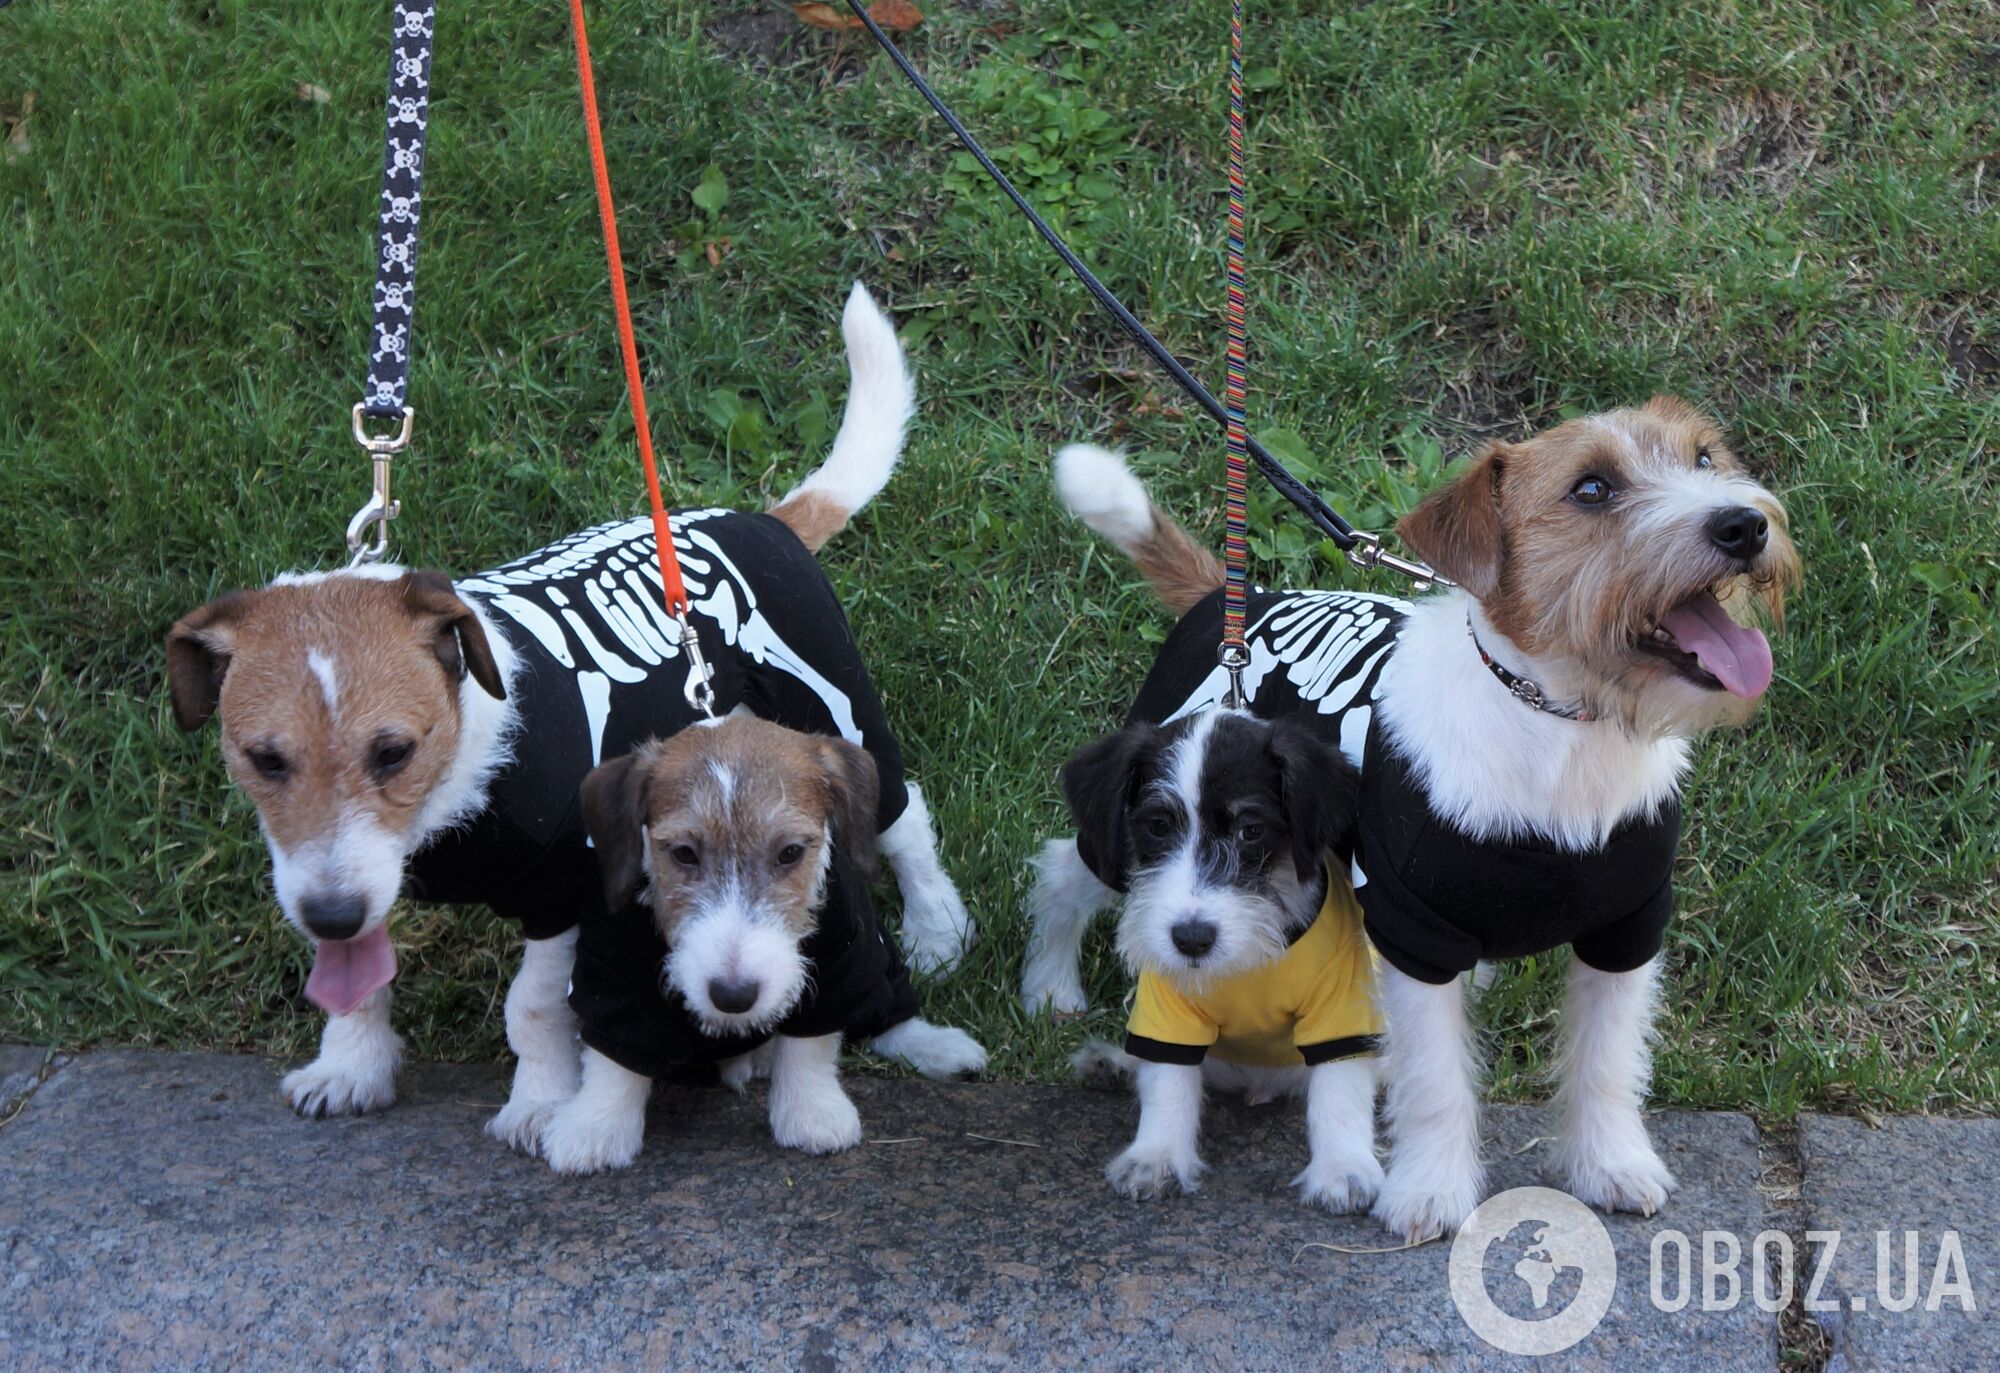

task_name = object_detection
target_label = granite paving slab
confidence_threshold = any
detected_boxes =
[1797,1114,1995,1373]
[0,1051,1778,1371]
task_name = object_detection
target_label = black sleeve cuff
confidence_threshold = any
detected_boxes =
[1124,1033,1208,1066]
[1299,1033,1381,1065]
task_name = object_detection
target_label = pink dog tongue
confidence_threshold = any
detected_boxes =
[305,927,398,1016]
[1660,592,1773,699]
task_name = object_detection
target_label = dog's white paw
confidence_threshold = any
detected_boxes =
[1372,1168,1484,1241]
[869,1020,988,1079]
[1020,969,1088,1016]
[1106,1142,1205,1200]
[1069,1039,1134,1085]
[538,1101,645,1175]
[770,1085,863,1155]
[282,1057,397,1118]
[485,1095,563,1156]
[1295,1151,1386,1214]
[1559,1145,1678,1216]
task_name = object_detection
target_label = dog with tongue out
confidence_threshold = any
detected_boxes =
[1022,395,1800,1243]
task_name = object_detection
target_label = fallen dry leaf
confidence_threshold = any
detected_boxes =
[789,3,855,29]
[788,0,921,33]
[869,0,923,31]
[295,82,331,105]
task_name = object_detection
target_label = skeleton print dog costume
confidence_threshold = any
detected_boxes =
[1116,587,1682,989]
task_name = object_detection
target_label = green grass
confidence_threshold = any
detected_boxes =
[3,0,1995,1115]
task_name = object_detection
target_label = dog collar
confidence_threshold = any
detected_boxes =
[1467,615,1596,722]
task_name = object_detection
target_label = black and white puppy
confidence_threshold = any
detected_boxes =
[1058,708,1383,1211]
[1026,402,1799,1240]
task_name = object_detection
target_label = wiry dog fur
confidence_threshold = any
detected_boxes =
[1025,398,1800,1240]
[165,285,976,1139]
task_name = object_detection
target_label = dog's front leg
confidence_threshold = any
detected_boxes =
[879,781,975,974]
[868,1017,989,1078]
[282,985,403,1117]
[1106,1061,1206,1199]
[768,1032,862,1154]
[1550,956,1677,1215]
[538,1046,650,1174]
[1020,836,1115,1014]
[1373,965,1485,1240]
[486,929,583,1154]
[1294,1057,1384,1213]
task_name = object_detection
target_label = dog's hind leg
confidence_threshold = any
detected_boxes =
[1373,965,1486,1241]
[486,929,583,1155]
[1020,836,1115,1014]
[1294,1057,1384,1213]
[879,781,975,974]
[1550,955,1677,1215]
[868,1017,988,1078]
[282,986,404,1117]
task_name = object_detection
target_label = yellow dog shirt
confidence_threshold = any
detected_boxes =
[1124,875,1381,1068]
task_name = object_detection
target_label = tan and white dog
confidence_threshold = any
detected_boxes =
[166,285,976,1144]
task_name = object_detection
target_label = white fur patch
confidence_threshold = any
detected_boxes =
[306,649,339,721]
[777,282,914,516]
[1054,444,1154,550]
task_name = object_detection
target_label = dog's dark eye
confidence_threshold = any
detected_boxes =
[1570,474,1614,505]
[246,746,288,780]
[371,738,415,778]
[669,843,700,869]
[1142,812,1174,840]
[1236,822,1265,847]
[775,842,806,867]
[1696,449,1713,469]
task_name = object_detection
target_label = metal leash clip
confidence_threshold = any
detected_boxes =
[346,403,414,565]
[1344,529,1448,591]
[674,610,718,718]
[1218,641,1251,711]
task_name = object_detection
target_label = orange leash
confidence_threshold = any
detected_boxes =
[569,0,715,713]
[569,0,686,615]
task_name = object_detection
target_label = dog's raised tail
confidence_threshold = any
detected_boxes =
[769,282,917,552]
[1055,445,1223,615]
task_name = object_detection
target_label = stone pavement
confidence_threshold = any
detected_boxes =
[0,1049,1989,1371]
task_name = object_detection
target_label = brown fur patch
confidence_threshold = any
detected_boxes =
[1130,502,1226,615]
[767,490,851,553]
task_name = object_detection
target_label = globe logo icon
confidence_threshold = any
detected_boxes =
[1448,1187,1618,1355]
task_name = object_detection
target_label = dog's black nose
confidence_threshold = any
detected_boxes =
[1170,920,1217,959]
[300,892,367,941]
[708,977,761,1015]
[1706,505,1768,560]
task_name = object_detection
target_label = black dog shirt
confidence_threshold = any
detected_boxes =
[566,846,920,1077]
[398,510,922,1067]
[1129,587,1683,987]
[1354,716,1680,985]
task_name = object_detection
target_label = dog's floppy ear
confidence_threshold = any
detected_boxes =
[817,737,881,879]
[165,590,263,732]
[1397,444,1507,599]
[580,751,653,910]
[401,570,505,702]
[1267,716,1361,883]
[1060,722,1158,894]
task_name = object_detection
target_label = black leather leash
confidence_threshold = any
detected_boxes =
[346,0,437,564]
[841,1,1442,588]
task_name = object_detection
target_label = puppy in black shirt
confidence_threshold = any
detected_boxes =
[538,716,985,1169]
